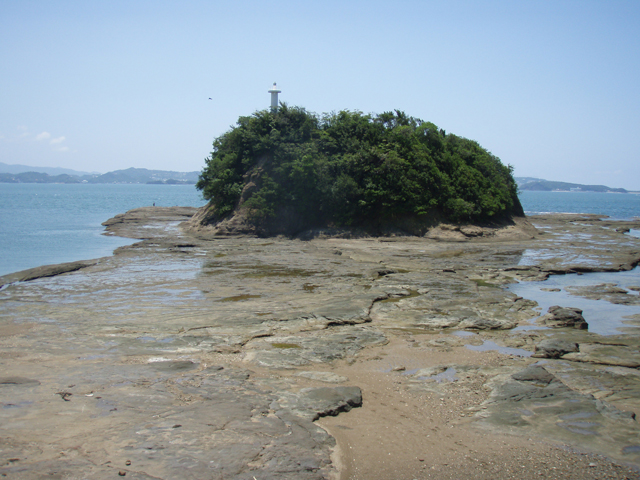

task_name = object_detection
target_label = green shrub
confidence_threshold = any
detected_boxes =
[197,105,523,228]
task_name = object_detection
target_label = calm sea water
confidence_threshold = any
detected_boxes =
[0,184,206,277]
[1,186,639,277]
[519,190,640,219]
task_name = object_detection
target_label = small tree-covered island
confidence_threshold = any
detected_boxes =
[193,105,525,237]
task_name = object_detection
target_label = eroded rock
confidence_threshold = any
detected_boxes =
[2,210,640,477]
[275,386,363,421]
[532,339,580,358]
[538,306,589,329]
[478,365,640,465]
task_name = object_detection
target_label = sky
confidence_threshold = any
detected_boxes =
[1,0,639,189]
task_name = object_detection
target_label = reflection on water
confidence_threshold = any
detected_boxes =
[518,249,611,267]
[508,267,640,335]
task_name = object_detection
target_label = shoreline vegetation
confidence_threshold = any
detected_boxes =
[1,207,640,479]
[194,106,524,237]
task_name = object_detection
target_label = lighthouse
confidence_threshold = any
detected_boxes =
[268,82,281,111]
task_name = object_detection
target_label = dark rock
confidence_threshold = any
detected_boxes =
[276,386,363,421]
[377,269,396,277]
[532,339,580,358]
[538,306,588,329]
[0,260,98,287]
[0,376,40,386]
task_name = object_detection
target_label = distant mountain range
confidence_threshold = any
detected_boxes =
[0,163,199,185]
[514,177,627,193]
[0,163,628,192]
[0,162,100,177]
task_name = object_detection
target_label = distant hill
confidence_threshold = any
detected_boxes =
[514,177,627,193]
[514,177,544,187]
[87,168,199,184]
[0,162,98,176]
[0,167,200,185]
[0,172,85,184]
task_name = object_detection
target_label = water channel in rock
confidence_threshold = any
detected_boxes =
[508,266,640,335]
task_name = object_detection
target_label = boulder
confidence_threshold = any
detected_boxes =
[537,306,588,329]
[275,386,363,421]
[532,339,580,358]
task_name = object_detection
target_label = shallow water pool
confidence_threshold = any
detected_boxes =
[508,267,640,335]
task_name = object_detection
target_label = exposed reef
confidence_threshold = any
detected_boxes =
[1,209,640,479]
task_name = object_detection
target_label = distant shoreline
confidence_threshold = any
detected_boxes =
[0,166,200,185]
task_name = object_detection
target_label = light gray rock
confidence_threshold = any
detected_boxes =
[275,386,363,421]
[566,283,640,305]
[247,328,387,369]
[3,208,640,476]
[295,371,349,383]
[479,365,640,463]
[562,343,640,368]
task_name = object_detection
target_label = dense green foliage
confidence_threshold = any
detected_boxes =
[197,105,522,228]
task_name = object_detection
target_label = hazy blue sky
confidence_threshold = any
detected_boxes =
[1,0,639,188]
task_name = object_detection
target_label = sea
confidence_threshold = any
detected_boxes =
[1,186,639,278]
[0,183,206,277]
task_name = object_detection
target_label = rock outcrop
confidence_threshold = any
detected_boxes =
[537,306,589,329]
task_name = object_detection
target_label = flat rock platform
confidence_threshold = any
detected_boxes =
[2,208,640,479]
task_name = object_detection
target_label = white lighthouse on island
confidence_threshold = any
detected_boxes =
[268,82,281,111]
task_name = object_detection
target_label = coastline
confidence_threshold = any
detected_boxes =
[1,208,640,479]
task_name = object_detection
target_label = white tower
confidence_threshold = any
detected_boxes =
[268,82,281,111]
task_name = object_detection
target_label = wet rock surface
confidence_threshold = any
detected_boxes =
[538,305,589,329]
[1,208,640,479]
[567,283,640,305]
[479,363,640,468]
[532,338,580,358]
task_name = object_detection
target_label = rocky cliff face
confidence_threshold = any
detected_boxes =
[185,201,535,240]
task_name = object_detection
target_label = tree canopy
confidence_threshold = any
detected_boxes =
[196,105,523,231]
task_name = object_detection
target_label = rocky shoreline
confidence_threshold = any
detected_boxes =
[1,207,640,479]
